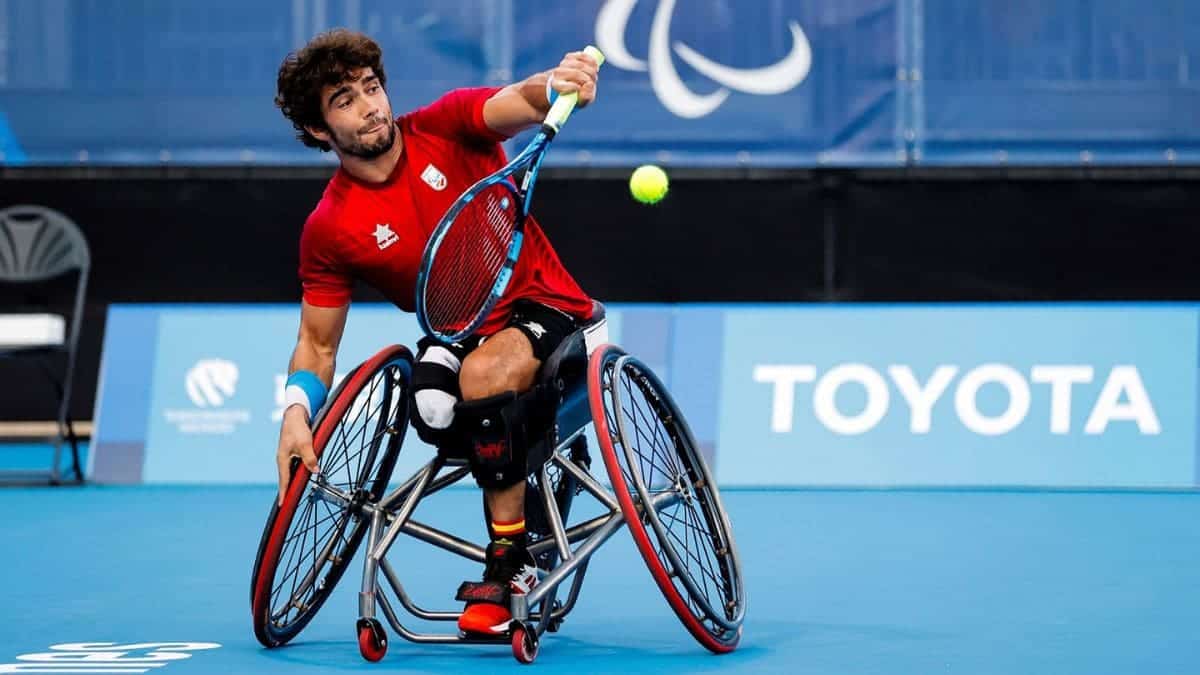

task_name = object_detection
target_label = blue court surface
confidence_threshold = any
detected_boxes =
[1,485,1197,674]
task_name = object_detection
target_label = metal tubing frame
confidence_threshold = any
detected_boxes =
[340,427,651,644]
[539,462,573,563]
[357,461,435,618]
[327,334,700,647]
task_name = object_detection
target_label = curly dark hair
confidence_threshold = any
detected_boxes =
[275,29,388,152]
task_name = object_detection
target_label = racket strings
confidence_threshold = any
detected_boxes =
[426,184,518,334]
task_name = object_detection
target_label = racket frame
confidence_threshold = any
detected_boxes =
[414,132,550,343]
[415,45,605,344]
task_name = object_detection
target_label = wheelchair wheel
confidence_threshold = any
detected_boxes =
[588,344,745,653]
[251,344,413,648]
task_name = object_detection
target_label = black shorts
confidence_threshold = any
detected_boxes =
[500,299,582,362]
[417,299,583,366]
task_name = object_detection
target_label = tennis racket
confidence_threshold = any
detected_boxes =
[415,45,605,344]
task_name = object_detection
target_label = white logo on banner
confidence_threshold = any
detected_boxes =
[595,0,812,118]
[185,358,238,407]
[0,642,221,673]
[753,363,1162,436]
[165,359,250,435]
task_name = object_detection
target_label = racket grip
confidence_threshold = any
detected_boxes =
[543,45,605,135]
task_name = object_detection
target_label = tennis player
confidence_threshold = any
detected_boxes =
[272,30,599,636]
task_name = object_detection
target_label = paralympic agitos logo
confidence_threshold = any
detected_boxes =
[595,0,812,118]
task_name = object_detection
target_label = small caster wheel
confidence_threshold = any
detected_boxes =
[511,622,539,664]
[357,618,387,662]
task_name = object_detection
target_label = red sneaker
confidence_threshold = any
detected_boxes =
[458,599,513,635]
[456,538,538,636]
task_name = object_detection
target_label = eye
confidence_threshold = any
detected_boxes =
[367,84,380,94]
[337,98,351,109]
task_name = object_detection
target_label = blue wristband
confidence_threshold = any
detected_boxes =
[285,370,328,420]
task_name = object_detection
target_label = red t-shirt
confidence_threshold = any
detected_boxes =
[298,87,593,334]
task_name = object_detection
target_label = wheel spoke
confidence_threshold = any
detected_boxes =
[635,404,679,484]
[641,389,682,479]
[355,369,392,479]
[680,503,725,601]
[326,395,377,481]
[279,501,342,550]
[272,497,315,604]
[660,508,723,601]
[627,371,681,476]
[325,369,390,482]
[263,356,409,638]
[351,375,381,479]
[317,495,354,555]
[598,352,742,642]
[621,394,676,487]
[619,372,679,485]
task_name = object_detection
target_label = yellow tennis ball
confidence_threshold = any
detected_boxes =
[630,165,669,205]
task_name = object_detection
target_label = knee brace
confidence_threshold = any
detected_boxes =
[410,338,467,452]
[454,387,556,489]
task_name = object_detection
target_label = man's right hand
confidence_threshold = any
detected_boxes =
[276,404,320,506]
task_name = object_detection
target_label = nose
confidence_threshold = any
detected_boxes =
[358,98,379,122]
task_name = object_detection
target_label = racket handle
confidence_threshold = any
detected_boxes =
[543,45,605,135]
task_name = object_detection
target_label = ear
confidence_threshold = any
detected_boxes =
[305,124,332,144]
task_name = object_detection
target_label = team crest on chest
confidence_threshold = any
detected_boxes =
[421,163,448,191]
[374,223,399,250]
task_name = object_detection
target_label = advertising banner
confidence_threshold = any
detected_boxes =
[92,303,1199,488]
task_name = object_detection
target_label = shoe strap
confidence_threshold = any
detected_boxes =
[456,580,509,605]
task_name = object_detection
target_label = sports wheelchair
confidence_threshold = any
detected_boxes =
[250,305,745,664]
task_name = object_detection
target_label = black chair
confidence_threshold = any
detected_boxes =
[0,205,90,484]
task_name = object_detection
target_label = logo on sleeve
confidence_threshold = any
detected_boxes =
[421,164,448,191]
[374,223,399,250]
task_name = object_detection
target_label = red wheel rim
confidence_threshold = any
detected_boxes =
[251,344,411,647]
[588,344,741,653]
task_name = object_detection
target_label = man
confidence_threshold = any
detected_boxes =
[272,29,599,636]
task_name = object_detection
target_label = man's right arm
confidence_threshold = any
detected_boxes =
[276,300,349,505]
[289,300,348,386]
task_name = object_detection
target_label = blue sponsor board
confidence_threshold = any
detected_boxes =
[717,306,1197,488]
[5,1,1200,166]
[0,0,898,167]
[91,304,624,485]
[92,303,1200,488]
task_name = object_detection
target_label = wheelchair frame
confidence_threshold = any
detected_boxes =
[323,425,665,645]
[252,313,744,664]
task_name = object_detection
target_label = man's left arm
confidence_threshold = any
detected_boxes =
[483,51,600,138]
